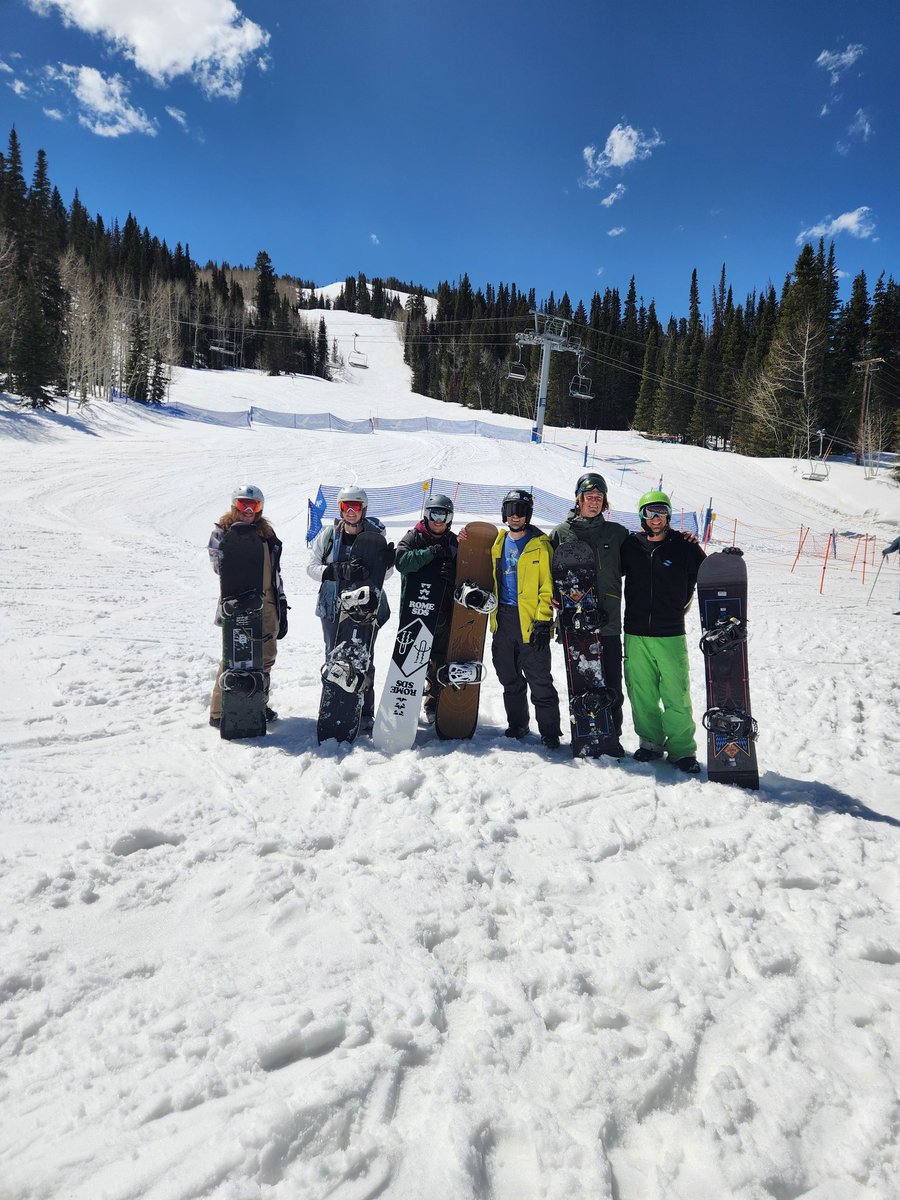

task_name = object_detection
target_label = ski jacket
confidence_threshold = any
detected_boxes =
[621,529,706,637]
[208,517,286,634]
[489,525,555,642]
[549,509,629,635]
[307,516,393,624]
[396,521,458,611]
[884,535,900,556]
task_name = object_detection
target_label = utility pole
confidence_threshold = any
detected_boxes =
[514,311,588,443]
[853,356,884,467]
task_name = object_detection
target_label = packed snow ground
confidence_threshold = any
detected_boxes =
[3,307,900,1200]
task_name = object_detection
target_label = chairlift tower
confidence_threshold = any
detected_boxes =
[514,311,589,443]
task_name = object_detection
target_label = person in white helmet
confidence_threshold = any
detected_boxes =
[307,485,395,731]
[208,484,288,727]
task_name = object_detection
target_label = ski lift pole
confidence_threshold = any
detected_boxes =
[531,338,552,443]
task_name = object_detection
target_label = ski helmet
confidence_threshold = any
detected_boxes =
[232,483,264,508]
[424,493,454,525]
[638,489,672,533]
[575,472,608,496]
[637,490,672,517]
[501,488,534,523]
[337,484,368,520]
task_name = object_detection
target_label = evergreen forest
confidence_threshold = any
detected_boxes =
[1,127,898,469]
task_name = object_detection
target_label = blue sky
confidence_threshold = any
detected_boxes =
[1,0,896,321]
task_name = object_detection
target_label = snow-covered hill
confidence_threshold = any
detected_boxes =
[3,307,899,1200]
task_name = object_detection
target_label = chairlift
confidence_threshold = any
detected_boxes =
[569,354,593,400]
[802,429,830,481]
[348,333,368,369]
[508,350,527,382]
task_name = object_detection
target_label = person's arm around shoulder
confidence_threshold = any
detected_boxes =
[208,524,225,574]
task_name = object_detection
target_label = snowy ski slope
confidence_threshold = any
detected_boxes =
[2,306,899,1200]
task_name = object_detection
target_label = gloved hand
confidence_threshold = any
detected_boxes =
[341,560,369,583]
[321,562,338,581]
[883,548,890,557]
[382,542,396,569]
[431,543,452,561]
[530,620,553,653]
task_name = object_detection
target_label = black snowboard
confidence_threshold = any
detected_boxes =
[317,530,389,745]
[552,541,620,757]
[219,523,267,740]
[697,548,759,790]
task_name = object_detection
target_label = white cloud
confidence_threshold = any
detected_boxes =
[582,122,663,187]
[607,226,625,238]
[49,65,157,137]
[0,60,14,74]
[9,78,29,96]
[370,234,380,246]
[43,106,64,119]
[796,206,876,245]
[848,107,872,141]
[816,43,865,86]
[28,0,270,99]
[600,183,626,208]
[596,267,604,277]
[166,105,188,129]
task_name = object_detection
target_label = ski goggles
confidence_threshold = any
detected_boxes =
[424,507,451,523]
[641,504,671,518]
[234,497,262,513]
[503,502,531,518]
[339,500,364,515]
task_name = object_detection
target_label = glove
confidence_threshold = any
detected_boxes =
[884,549,890,557]
[530,621,553,653]
[321,562,338,581]
[382,542,396,569]
[277,596,290,640]
[431,543,452,561]
[341,560,369,582]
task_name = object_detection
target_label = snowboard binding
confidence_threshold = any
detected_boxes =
[321,658,368,694]
[454,581,498,615]
[699,616,747,656]
[571,688,617,719]
[436,661,487,690]
[560,603,607,634]
[338,585,380,623]
[221,590,264,620]
[702,702,758,740]
[221,668,264,696]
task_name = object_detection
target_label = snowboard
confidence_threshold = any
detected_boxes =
[435,521,497,740]
[373,553,450,753]
[552,541,620,758]
[219,523,267,740]
[317,529,389,745]
[697,547,759,790]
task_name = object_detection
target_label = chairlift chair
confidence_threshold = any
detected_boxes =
[569,372,593,401]
[508,356,527,382]
[348,333,368,369]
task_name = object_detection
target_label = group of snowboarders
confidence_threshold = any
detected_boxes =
[208,474,708,772]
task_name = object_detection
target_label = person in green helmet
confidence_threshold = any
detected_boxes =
[549,472,630,756]
[621,490,706,774]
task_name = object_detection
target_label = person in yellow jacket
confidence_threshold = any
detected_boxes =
[489,489,562,749]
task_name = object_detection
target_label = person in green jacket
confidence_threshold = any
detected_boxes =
[489,489,562,749]
[549,472,629,755]
[621,490,706,774]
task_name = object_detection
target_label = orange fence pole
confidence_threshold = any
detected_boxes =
[819,533,832,594]
[791,526,810,573]
[862,536,868,586]
[850,537,861,574]
[732,517,738,546]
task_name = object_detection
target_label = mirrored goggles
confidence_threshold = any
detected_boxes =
[641,504,671,518]
[425,507,450,523]
[339,500,364,514]
[235,497,262,513]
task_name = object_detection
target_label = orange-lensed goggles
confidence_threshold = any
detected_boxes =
[235,497,262,513]
[339,500,364,513]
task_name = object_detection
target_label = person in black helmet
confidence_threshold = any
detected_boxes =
[395,493,459,723]
[548,473,629,756]
[488,489,562,749]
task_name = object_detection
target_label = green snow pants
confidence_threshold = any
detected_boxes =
[623,633,697,759]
